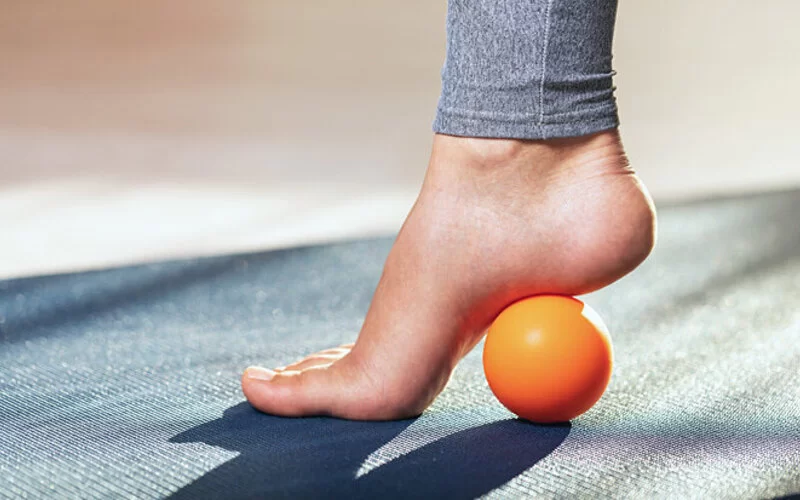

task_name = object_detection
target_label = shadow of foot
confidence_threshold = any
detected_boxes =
[169,403,570,499]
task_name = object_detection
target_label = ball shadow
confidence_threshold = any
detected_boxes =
[168,403,570,499]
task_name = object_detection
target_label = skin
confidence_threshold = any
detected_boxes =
[241,129,657,420]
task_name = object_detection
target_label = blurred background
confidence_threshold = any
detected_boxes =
[2,1,799,280]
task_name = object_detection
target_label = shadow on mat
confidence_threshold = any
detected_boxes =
[169,402,570,498]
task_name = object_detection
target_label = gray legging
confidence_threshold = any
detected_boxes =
[433,0,619,140]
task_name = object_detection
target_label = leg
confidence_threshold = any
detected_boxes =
[242,0,656,420]
[435,0,620,139]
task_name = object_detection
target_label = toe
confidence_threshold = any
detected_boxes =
[316,344,354,356]
[280,353,341,372]
[241,358,424,420]
[242,364,351,417]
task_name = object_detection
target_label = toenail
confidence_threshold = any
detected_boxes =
[246,367,276,381]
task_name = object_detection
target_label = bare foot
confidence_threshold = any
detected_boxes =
[242,129,656,420]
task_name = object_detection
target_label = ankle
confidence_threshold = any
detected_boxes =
[431,134,529,171]
[428,129,629,186]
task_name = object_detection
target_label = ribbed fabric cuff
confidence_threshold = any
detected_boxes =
[433,106,619,140]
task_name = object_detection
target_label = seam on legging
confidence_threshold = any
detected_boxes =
[437,103,617,123]
[432,113,618,139]
[538,0,555,135]
[435,113,616,130]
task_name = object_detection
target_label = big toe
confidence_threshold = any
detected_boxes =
[242,365,344,417]
[241,361,425,420]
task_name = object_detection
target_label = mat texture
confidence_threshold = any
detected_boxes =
[2,190,800,499]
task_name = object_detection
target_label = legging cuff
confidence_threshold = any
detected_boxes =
[432,104,619,140]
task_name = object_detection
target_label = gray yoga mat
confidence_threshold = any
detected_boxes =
[1,189,799,498]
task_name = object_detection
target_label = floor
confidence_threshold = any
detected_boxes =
[1,188,799,498]
[2,1,800,280]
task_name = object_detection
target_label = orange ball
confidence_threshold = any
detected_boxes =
[483,295,613,423]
